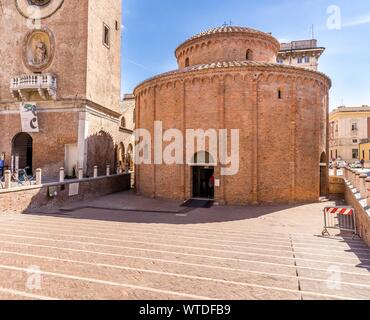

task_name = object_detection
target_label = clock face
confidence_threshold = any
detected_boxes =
[28,0,51,6]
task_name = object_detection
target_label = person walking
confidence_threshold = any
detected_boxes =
[0,154,4,177]
[361,158,365,170]
[208,174,215,198]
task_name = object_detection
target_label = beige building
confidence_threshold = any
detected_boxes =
[329,106,370,162]
[277,39,325,71]
[118,94,135,173]
[0,0,124,179]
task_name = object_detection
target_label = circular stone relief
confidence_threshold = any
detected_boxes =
[28,0,52,6]
[16,0,64,19]
[22,28,55,72]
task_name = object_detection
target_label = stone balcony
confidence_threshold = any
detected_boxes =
[10,73,57,101]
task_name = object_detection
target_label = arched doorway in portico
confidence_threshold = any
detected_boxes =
[12,132,33,175]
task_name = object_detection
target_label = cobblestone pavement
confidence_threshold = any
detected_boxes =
[0,192,369,300]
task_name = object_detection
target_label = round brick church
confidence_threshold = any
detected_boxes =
[134,26,331,205]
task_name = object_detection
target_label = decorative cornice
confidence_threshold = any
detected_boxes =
[119,127,134,134]
[0,98,122,118]
[134,61,332,95]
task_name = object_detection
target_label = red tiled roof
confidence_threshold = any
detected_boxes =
[188,26,269,41]
[175,26,280,56]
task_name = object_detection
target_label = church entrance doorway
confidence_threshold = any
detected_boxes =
[192,166,215,199]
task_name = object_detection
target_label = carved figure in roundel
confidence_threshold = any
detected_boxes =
[33,40,47,65]
[28,0,52,6]
[23,28,55,72]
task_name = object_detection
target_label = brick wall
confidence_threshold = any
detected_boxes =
[329,176,345,196]
[0,107,79,179]
[176,35,279,68]
[343,178,370,247]
[0,173,131,214]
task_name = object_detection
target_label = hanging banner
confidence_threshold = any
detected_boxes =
[20,103,39,133]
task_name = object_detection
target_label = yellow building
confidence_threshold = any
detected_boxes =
[359,140,370,162]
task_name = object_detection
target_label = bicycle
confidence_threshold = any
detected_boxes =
[0,167,35,188]
[17,167,36,186]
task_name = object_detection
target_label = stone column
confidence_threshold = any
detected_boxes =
[366,178,370,207]
[4,170,11,189]
[350,169,356,187]
[360,174,368,199]
[355,172,361,191]
[181,81,186,200]
[36,168,42,185]
[93,166,98,178]
[218,77,226,204]
[78,167,83,180]
[347,169,351,183]
[251,75,261,204]
[106,165,110,177]
[344,167,349,180]
[59,168,65,183]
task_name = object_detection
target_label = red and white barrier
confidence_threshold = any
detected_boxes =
[324,207,354,216]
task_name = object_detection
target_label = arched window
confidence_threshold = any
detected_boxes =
[246,49,252,61]
[121,116,126,128]
[278,89,282,99]
[320,152,327,164]
[185,57,190,67]
[191,151,216,166]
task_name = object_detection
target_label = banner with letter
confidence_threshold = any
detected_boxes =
[20,103,39,133]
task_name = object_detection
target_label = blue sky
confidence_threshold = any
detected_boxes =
[121,0,370,110]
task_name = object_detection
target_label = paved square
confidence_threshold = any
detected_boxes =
[0,192,369,300]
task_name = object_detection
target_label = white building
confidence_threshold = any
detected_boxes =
[277,39,325,71]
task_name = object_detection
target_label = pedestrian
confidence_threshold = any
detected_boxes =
[0,153,4,177]
[208,174,215,198]
[361,158,365,170]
